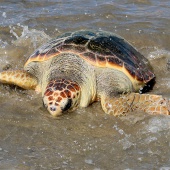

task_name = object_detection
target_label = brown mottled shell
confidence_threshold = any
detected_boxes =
[24,30,155,84]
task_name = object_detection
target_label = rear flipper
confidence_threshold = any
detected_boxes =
[101,93,170,116]
[0,70,38,90]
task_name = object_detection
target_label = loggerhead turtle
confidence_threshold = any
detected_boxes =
[0,30,169,116]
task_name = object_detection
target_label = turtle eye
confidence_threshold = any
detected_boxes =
[26,69,30,73]
[61,98,72,112]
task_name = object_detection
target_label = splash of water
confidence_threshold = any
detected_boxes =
[148,49,170,60]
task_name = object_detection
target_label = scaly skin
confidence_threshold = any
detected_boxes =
[0,70,38,90]
[43,79,81,116]
[102,93,170,116]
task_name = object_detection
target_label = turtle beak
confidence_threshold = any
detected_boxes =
[47,105,63,117]
[43,96,72,117]
[43,98,63,117]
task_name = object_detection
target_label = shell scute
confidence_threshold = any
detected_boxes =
[64,35,89,45]
[25,30,155,85]
[46,48,59,56]
[106,56,123,67]
[124,63,136,78]
[83,52,96,63]
[135,71,144,82]
[97,55,106,61]
[87,37,113,56]
[57,44,86,54]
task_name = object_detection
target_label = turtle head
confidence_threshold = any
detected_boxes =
[43,79,81,117]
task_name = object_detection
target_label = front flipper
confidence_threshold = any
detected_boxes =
[0,70,38,90]
[101,93,170,116]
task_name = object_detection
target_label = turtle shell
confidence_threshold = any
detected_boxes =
[25,30,155,85]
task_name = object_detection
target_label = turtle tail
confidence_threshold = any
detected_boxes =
[0,70,38,90]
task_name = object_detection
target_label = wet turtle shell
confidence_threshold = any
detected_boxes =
[24,30,155,90]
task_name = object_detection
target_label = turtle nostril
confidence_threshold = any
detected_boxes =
[50,106,56,112]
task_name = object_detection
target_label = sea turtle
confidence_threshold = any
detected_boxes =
[0,30,169,116]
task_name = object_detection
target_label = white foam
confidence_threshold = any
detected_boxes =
[148,49,170,60]
[2,12,6,18]
[146,117,170,133]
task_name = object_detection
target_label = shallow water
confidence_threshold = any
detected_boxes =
[0,0,170,169]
